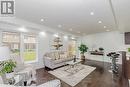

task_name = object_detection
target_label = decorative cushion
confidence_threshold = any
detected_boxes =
[49,52,56,60]
[54,59,65,64]
[44,51,73,60]
[60,54,67,59]
[54,52,60,60]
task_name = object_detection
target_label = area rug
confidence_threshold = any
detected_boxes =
[49,64,96,87]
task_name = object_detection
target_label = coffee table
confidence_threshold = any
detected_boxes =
[64,59,82,72]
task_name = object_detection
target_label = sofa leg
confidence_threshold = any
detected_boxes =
[45,66,48,69]
[44,66,52,70]
[24,81,27,86]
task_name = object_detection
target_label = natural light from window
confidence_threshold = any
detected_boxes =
[2,32,20,55]
[2,32,37,62]
[23,35,37,62]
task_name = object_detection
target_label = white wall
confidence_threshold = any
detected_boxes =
[0,29,74,69]
[0,30,2,45]
[77,31,129,64]
[0,18,76,69]
[79,31,127,53]
[0,30,73,69]
[30,33,52,69]
[32,33,72,69]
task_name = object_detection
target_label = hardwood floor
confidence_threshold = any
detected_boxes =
[36,59,124,87]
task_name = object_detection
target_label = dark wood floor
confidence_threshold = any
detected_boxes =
[36,59,124,87]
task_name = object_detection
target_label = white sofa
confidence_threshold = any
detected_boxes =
[44,51,74,69]
[0,79,61,87]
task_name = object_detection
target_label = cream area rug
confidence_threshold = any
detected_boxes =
[49,64,96,87]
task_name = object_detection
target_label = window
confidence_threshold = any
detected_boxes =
[2,31,38,63]
[2,32,20,55]
[23,35,37,62]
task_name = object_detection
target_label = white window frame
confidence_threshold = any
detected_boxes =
[2,31,21,55]
[1,31,38,63]
[22,33,38,63]
[0,30,2,45]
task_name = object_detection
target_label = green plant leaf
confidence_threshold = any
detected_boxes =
[0,60,16,75]
[78,43,88,54]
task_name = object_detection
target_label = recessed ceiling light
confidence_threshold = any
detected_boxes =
[71,37,75,40]
[39,31,46,36]
[90,12,94,15]
[41,19,44,22]
[69,28,73,31]
[98,21,102,24]
[58,25,62,28]
[77,31,80,33]
[18,27,28,32]
[64,35,68,39]
[53,34,59,37]
[104,26,107,28]
[106,29,110,32]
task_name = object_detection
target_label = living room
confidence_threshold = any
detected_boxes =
[0,0,130,87]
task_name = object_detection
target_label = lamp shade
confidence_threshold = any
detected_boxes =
[0,46,10,61]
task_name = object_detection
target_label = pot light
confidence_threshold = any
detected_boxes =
[18,27,28,32]
[58,25,62,28]
[69,28,73,31]
[104,26,106,28]
[106,29,110,32]
[64,35,68,39]
[71,37,75,40]
[39,31,46,36]
[90,12,94,15]
[54,34,59,37]
[98,21,102,24]
[41,19,44,22]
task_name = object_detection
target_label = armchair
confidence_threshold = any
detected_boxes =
[10,54,36,85]
[0,79,61,87]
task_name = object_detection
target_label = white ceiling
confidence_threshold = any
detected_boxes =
[112,0,130,32]
[14,0,129,35]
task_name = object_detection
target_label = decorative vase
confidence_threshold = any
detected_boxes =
[81,54,85,61]
[6,72,14,79]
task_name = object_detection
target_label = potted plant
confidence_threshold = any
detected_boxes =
[127,48,130,56]
[78,43,88,61]
[99,47,104,52]
[128,48,130,53]
[0,60,16,79]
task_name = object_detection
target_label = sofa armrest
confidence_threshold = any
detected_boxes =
[44,57,57,69]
